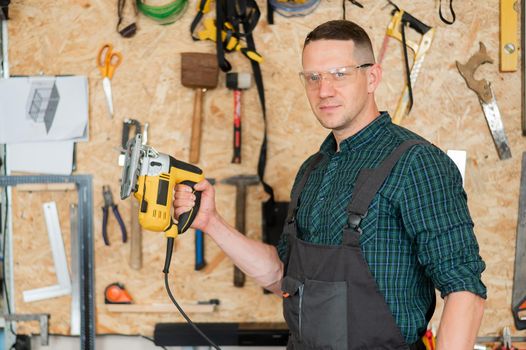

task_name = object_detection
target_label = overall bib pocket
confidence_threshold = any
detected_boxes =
[302,279,348,349]
[282,276,304,340]
[283,276,348,349]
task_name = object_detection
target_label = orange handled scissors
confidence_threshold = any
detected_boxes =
[97,43,123,118]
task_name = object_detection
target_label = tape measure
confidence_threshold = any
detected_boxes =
[268,0,320,17]
[104,283,133,304]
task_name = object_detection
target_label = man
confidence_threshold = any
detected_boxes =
[174,20,486,350]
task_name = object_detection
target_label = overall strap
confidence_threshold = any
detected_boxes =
[343,140,427,245]
[285,153,328,227]
[282,152,327,275]
[345,139,437,328]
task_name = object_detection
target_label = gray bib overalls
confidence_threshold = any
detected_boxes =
[281,140,434,350]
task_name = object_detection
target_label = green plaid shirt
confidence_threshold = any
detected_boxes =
[278,112,486,343]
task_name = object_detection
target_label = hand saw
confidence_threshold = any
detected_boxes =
[383,7,434,125]
[456,42,512,160]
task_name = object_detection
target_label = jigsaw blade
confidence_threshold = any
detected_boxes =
[120,134,143,200]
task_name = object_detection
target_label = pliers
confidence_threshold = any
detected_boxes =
[494,327,516,350]
[102,185,127,245]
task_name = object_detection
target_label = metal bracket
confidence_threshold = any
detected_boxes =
[22,202,72,302]
[4,313,50,345]
[0,175,94,350]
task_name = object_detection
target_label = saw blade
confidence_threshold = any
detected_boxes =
[120,133,143,200]
[481,91,512,160]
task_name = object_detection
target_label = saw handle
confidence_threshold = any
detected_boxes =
[176,180,202,234]
[402,11,431,35]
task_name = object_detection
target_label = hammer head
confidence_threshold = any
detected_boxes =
[222,174,259,187]
[226,72,252,90]
[181,52,219,90]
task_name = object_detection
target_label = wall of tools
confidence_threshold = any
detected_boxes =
[2,0,525,344]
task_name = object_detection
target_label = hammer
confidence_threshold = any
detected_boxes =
[222,174,259,287]
[226,72,251,164]
[181,52,219,163]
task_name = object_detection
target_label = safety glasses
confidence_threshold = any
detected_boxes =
[299,63,374,90]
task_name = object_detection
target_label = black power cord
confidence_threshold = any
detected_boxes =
[163,237,221,350]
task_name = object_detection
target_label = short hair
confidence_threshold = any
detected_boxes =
[304,20,375,63]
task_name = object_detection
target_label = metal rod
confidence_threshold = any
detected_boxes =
[1,13,8,79]
[521,0,526,135]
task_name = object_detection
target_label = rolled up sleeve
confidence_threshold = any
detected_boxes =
[399,145,487,299]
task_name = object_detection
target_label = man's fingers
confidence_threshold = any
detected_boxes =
[194,180,209,191]
[173,191,196,201]
[175,184,194,193]
[174,207,193,218]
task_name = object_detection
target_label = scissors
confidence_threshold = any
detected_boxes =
[97,43,123,118]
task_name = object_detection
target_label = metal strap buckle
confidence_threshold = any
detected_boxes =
[346,211,366,233]
[287,208,298,224]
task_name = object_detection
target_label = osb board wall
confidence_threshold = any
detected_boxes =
[6,0,525,339]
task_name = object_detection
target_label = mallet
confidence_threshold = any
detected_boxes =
[226,72,251,164]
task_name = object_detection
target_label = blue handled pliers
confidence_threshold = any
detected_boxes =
[102,185,127,245]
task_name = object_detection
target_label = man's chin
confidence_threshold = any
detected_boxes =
[316,116,342,130]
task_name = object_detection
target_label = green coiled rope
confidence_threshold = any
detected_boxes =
[136,0,189,25]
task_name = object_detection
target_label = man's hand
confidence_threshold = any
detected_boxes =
[173,179,217,232]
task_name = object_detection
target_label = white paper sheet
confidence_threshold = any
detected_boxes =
[7,141,74,175]
[447,149,467,187]
[0,76,88,143]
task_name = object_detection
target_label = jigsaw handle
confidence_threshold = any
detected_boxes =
[176,180,202,234]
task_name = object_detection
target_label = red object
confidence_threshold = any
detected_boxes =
[424,329,434,350]
[104,283,133,304]
[232,90,242,163]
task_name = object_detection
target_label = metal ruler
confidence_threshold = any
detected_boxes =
[23,202,72,302]
[70,203,81,336]
[0,175,94,350]
[513,153,526,329]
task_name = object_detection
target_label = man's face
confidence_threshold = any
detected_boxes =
[301,40,372,134]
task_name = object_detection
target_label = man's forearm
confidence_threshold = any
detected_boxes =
[436,291,485,350]
[204,213,284,294]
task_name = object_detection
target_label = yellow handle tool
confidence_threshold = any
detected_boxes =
[134,159,204,239]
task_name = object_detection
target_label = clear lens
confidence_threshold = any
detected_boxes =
[299,64,373,90]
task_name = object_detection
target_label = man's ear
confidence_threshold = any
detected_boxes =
[367,64,382,93]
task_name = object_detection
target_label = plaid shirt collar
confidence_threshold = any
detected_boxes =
[320,112,391,155]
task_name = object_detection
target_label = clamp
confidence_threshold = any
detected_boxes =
[102,185,127,245]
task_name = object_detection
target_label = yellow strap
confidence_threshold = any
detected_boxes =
[197,18,264,63]
[196,0,213,14]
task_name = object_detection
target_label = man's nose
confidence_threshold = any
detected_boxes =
[318,76,336,98]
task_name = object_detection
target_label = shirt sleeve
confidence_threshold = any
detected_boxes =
[399,145,487,299]
[276,154,319,262]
